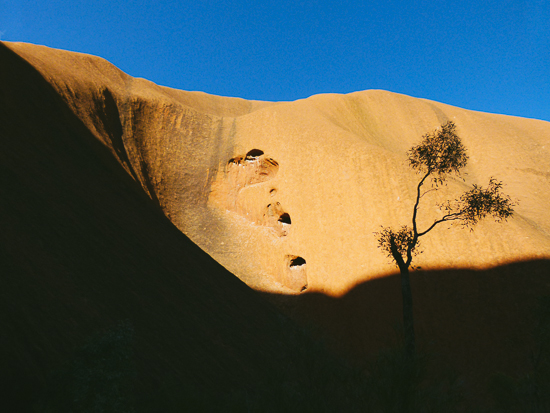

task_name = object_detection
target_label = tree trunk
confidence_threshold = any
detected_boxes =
[389,236,416,357]
[399,264,416,358]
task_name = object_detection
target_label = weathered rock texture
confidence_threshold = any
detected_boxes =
[1,41,362,411]
[6,42,550,296]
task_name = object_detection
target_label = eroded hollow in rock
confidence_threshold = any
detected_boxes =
[225,150,279,186]
[245,149,264,160]
[289,256,306,267]
[254,158,278,181]
[285,255,308,292]
[264,203,290,236]
[228,156,243,165]
[278,213,291,225]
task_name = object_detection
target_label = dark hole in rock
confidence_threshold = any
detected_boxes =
[300,285,308,292]
[245,149,264,160]
[289,256,306,267]
[228,156,243,165]
[285,255,307,291]
[278,213,291,225]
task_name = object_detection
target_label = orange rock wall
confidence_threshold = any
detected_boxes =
[8,42,550,296]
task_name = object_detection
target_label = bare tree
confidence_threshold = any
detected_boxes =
[375,121,516,357]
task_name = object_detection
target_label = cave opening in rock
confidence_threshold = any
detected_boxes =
[289,256,306,267]
[284,255,307,292]
[278,213,291,225]
[228,156,243,165]
[245,149,264,160]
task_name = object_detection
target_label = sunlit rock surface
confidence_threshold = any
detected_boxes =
[8,41,550,296]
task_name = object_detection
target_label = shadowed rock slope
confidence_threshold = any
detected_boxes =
[264,259,550,406]
[0,43,360,412]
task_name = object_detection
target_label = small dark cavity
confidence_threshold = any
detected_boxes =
[278,213,291,225]
[265,158,279,167]
[289,257,306,267]
[228,156,242,165]
[245,149,264,160]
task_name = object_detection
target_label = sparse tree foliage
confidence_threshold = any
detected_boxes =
[375,121,516,357]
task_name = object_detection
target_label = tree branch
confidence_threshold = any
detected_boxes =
[407,171,432,266]
[419,188,438,199]
[412,170,432,236]
[417,212,463,237]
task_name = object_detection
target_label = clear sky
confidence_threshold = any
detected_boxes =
[2,0,549,121]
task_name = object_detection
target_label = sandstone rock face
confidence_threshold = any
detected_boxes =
[8,42,550,296]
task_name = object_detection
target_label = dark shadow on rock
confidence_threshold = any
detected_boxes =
[94,87,140,183]
[0,43,366,412]
[261,259,550,405]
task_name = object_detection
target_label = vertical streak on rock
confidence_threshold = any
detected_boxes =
[117,77,160,207]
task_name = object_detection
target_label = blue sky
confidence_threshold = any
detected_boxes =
[2,0,549,121]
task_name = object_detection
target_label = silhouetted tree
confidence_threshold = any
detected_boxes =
[375,121,516,357]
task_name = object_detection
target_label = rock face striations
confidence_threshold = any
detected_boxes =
[5,42,550,296]
[0,41,349,411]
